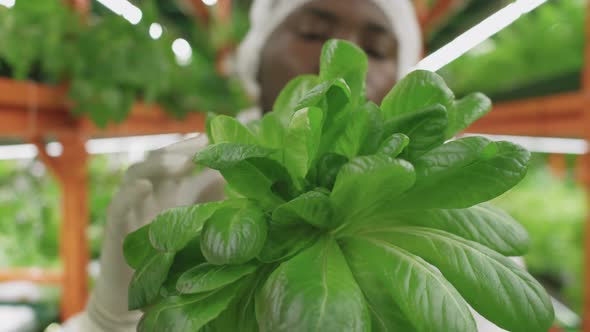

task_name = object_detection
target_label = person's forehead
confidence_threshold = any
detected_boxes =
[294,0,392,33]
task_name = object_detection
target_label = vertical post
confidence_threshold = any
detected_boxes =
[582,0,590,330]
[414,0,430,26]
[549,154,567,179]
[217,0,232,24]
[67,0,90,15]
[215,0,233,75]
[59,0,90,320]
[187,0,211,25]
[35,134,90,320]
[58,134,90,320]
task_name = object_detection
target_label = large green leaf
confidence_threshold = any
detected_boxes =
[273,74,320,123]
[177,262,257,294]
[209,115,257,145]
[248,157,296,201]
[203,269,273,332]
[123,224,157,269]
[138,282,240,332]
[256,237,371,331]
[283,107,324,181]
[292,78,352,158]
[257,112,285,150]
[295,79,351,111]
[395,137,530,209]
[221,160,286,208]
[148,202,224,252]
[383,104,448,160]
[331,155,415,226]
[334,102,384,158]
[201,206,268,265]
[445,92,492,139]
[384,204,529,256]
[381,70,454,120]
[194,143,274,170]
[257,223,319,263]
[319,39,368,105]
[160,237,206,298]
[368,227,554,332]
[341,236,475,332]
[128,252,175,310]
[377,133,409,158]
[195,143,287,207]
[272,190,334,229]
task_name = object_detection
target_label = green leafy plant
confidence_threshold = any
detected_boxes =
[439,0,584,99]
[0,0,79,81]
[0,0,248,126]
[124,39,554,331]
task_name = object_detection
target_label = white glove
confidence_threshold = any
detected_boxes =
[62,135,225,332]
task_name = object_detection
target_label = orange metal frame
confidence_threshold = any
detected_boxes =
[0,0,586,329]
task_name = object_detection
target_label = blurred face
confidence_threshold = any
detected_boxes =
[258,0,399,112]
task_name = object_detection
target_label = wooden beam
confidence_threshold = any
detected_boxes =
[467,93,586,137]
[81,108,207,137]
[0,78,67,111]
[0,79,207,138]
[0,268,63,285]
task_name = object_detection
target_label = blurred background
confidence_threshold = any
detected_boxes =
[0,0,587,331]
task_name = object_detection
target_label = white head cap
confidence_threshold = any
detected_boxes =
[234,0,423,100]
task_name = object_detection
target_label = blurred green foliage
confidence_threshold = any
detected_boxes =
[438,0,585,100]
[0,0,249,127]
[494,154,587,314]
[0,155,126,268]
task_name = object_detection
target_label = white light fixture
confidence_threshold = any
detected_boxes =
[0,134,197,161]
[202,0,218,6]
[149,22,163,40]
[96,0,143,25]
[172,38,193,66]
[0,133,585,162]
[415,0,549,72]
[460,134,589,155]
[85,134,185,155]
[0,0,15,8]
[46,142,63,157]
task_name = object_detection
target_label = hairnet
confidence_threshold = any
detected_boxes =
[234,0,423,100]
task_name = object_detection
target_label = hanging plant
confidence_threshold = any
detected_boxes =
[0,0,79,81]
[0,0,247,127]
[124,39,554,332]
[69,10,177,126]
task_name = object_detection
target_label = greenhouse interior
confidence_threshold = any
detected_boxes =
[0,0,588,331]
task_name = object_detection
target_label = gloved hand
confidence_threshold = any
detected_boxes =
[62,134,225,332]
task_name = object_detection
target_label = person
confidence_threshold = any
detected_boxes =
[63,0,513,331]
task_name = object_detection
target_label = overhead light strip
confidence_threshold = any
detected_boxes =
[95,0,142,24]
[460,134,589,155]
[0,134,193,161]
[415,0,549,72]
